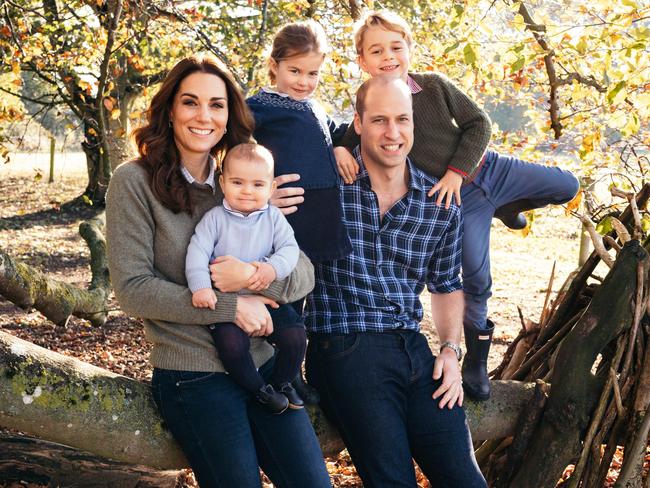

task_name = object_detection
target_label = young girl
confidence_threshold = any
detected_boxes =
[246,20,351,264]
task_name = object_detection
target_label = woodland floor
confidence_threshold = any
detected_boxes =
[0,154,616,487]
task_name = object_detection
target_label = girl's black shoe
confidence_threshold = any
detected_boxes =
[278,382,304,409]
[256,384,289,414]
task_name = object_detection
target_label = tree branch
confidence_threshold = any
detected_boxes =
[515,1,608,139]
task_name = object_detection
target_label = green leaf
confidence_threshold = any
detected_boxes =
[444,41,460,54]
[595,216,613,235]
[463,43,477,66]
[510,57,526,73]
[606,81,626,105]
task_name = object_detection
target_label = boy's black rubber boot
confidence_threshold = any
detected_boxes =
[277,382,304,409]
[462,320,495,401]
[292,373,320,405]
[256,384,289,414]
[494,199,535,230]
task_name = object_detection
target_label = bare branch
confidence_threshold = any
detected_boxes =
[577,214,614,268]
[96,0,124,182]
[558,72,606,93]
[515,1,609,138]
[0,87,59,107]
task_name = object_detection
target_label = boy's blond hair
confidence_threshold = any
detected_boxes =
[354,10,414,55]
[222,143,274,175]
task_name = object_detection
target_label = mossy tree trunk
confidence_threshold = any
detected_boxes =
[0,214,109,327]
[0,330,536,469]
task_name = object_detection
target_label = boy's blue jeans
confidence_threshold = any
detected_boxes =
[151,357,331,488]
[306,330,487,488]
[461,150,579,330]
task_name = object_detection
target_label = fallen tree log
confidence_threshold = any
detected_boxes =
[0,213,109,327]
[0,330,535,469]
[0,433,182,487]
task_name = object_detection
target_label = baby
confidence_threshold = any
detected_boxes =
[186,143,307,414]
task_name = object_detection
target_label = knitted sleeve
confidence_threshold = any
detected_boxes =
[106,163,238,324]
[426,73,492,177]
[185,207,220,293]
[338,120,360,151]
[266,206,300,280]
[327,116,350,146]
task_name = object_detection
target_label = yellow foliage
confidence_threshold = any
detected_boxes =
[565,189,582,216]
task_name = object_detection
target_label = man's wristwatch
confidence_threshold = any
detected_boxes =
[440,341,463,361]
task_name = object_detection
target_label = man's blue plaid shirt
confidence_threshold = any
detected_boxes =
[304,148,463,334]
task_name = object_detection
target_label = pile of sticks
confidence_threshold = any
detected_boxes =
[477,184,650,488]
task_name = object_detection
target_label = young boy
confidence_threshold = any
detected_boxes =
[186,143,307,414]
[335,10,579,400]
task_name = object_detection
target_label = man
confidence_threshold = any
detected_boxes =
[304,77,486,487]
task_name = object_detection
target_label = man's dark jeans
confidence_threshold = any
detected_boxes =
[152,357,331,488]
[306,330,487,488]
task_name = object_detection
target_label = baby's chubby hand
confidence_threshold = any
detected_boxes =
[192,288,218,310]
[247,262,277,291]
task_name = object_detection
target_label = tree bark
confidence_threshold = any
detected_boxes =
[0,330,536,469]
[508,241,649,488]
[0,214,109,327]
[0,433,181,488]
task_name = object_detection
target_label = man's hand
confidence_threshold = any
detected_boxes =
[427,169,463,209]
[235,295,278,337]
[191,288,217,310]
[248,262,277,291]
[432,347,464,409]
[334,146,359,184]
[210,255,256,292]
[270,174,304,215]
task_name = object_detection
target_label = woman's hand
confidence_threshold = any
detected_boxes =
[427,169,464,209]
[334,146,359,184]
[210,255,256,292]
[270,174,304,215]
[235,295,279,336]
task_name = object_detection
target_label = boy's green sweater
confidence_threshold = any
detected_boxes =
[106,161,315,372]
[341,72,492,182]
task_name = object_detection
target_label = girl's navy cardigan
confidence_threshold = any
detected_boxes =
[247,90,351,262]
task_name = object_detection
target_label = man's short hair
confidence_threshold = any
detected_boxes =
[356,76,412,119]
[222,143,274,174]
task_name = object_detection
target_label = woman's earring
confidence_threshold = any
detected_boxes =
[169,120,173,128]
[223,127,228,134]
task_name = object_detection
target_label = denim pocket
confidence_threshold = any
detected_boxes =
[175,371,218,388]
[318,333,361,361]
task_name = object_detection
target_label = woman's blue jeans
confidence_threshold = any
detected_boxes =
[306,330,486,488]
[151,357,331,488]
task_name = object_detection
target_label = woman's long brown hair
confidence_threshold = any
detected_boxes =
[133,55,254,214]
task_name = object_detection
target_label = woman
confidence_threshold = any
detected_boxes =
[105,55,331,488]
